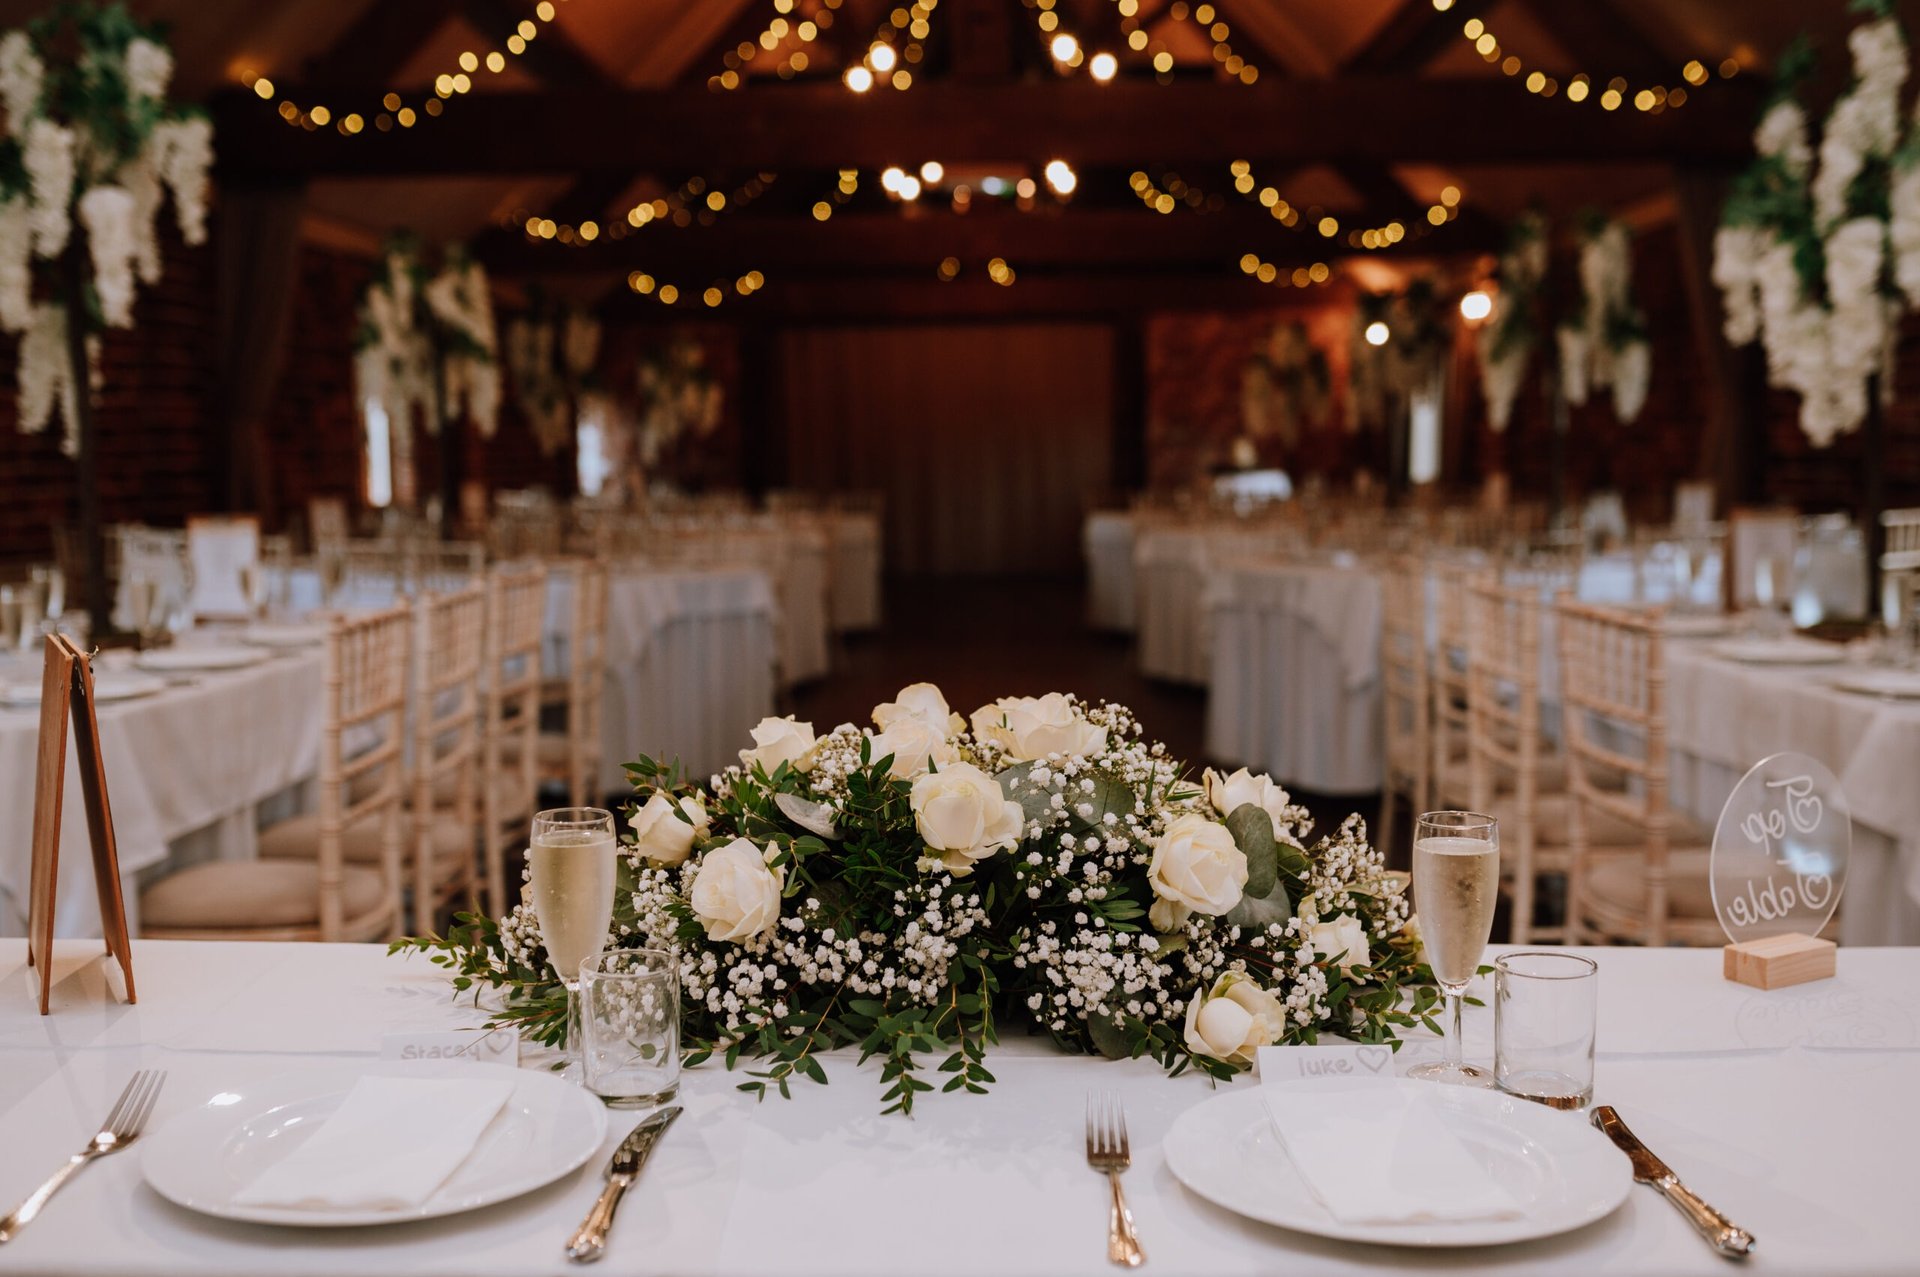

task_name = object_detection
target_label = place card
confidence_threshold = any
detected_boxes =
[380,1027,520,1066]
[1256,1043,1401,1081]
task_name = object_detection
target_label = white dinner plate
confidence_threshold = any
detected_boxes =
[140,1060,608,1227]
[1163,1085,1632,1248]
[1707,638,1845,666]
[242,622,327,648]
[1831,669,1920,699]
[136,644,272,673]
[0,671,168,707]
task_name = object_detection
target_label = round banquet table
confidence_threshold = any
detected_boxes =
[3,937,1917,1276]
[544,566,778,789]
[1204,561,1383,795]
[0,640,324,940]
[1083,511,1137,632]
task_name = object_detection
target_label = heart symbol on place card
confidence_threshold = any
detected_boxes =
[1356,1046,1391,1075]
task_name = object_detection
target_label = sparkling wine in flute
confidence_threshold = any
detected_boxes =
[1414,836,1500,988]
[528,827,617,987]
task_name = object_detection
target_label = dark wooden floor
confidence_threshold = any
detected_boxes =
[791,575,1383,849]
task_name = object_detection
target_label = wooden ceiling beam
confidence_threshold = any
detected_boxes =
[1513,0,1673,80]
[212,76,1762,177]
[473,202,1501,275]
[303,0,459,87]
[1341,0,1497,74]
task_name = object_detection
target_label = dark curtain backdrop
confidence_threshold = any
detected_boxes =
[780,323,1114,576]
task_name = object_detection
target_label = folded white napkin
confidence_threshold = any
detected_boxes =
[1258,1075,1523,1225]
[233,1075,514,1211]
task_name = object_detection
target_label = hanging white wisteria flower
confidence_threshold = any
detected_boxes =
[1557,214,1651,424]
[0,5,214,453]
[1715,7,1917,447]
[0,30,41,126]
[506,300,603,455]
[1475,211,1546,432]
[78,185,137,326]
[637,335,723,465]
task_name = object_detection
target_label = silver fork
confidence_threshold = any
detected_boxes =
[1086,1092,1145,1267]
[0,1069,165,1244]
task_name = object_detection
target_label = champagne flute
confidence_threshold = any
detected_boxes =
[34,565,63,632]
[128,573,160,650]
[528,807,619,1082]
[1408,811,1500,1086]
[237,561,267,622]
[319,549,347,610]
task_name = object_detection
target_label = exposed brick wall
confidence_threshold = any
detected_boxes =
[0,223,216,563]
[265,244,373,523]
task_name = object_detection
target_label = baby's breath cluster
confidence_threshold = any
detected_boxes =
[397,684,1439,1111]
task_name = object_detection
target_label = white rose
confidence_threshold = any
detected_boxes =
[873,682,965,735]
[969,692,1108,761]
[739,715,817,773]
[687,837,785,943]
[1146,813,1248,930]
[867,716,956,780]
[909,762,1025,877]
[1202,766,1302,841]
[628,792,709,865]
[1183,972,1286,1065]
[1308,914,1372,972]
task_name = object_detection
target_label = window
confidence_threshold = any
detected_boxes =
[576,400,612,497]
[1408,385,1441,486]
[363,397,393,508]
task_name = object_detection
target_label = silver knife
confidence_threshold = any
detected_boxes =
[565,1106,683,1264]
[1592,1106,1754,1259]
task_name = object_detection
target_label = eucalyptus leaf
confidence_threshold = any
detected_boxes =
[774,792,842,840]
[1224,885,1293,930]
[1086,1010,1133,1061]
[994,760,1055,825]
[1225,802,1279,900]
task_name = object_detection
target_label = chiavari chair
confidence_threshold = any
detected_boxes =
[141,604,411,942]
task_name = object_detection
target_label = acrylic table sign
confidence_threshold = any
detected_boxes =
[1711,752,1848,991]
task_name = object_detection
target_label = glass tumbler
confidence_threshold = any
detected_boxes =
[579,949,681,1108]
[1494,951,1598,1110]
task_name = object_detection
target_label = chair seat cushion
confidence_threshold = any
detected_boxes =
[139,860,386,931]
[1582,847,1717,920]
[258,809,473,866]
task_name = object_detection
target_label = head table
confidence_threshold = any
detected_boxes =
[2,938,1914,1276]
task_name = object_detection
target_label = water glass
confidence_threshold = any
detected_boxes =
[579,949,681,1108]
[1494,951,1598,1110]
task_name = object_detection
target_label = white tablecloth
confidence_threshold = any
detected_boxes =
[0,643,323,939]
[1204,562,1383,795]
[4,938,1918,1275]
[1084,511,1136,632]
[1664,643,1920,946]
[1134,527,1214,684]
[829,513,883,633]
[547,567,778,789]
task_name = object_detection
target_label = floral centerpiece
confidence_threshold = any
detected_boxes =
[399,687,1438,1113]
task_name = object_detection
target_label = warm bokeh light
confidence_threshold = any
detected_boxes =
[881,166,907,193]
[920,161,944,184]
[1043,159,1076,196]
[1459,290,1493,322]
[1088,52,1117,81]
[1364,321,1390,347]
[845,65,874,92]
[869,41,898,73]
[1050,33,1079,63]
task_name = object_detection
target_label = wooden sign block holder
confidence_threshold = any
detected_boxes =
[26,633,137,1014]
[1723,932,1835,991]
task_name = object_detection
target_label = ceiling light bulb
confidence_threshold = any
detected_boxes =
[880,165,906,192]
[899,175,922,200]
[1088,51,1118,81]
[1050,33,1079,63]
[1044,159,1077,195]
[845,65,874,91]
[869,42,898,73]
[920,161,944,184]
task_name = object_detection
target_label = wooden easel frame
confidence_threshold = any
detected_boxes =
[26,633,136,1014]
